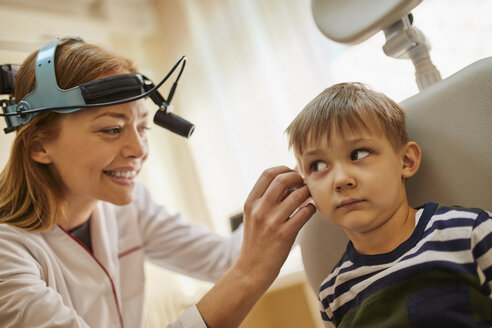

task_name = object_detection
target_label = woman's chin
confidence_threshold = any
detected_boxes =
[102,192,135,206]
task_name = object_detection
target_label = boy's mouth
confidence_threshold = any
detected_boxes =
[336,198,365,208]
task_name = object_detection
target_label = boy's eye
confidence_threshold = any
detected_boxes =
[310,160,327,172]
[350,149,370,161]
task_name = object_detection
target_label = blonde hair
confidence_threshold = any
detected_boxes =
[0,39,137,231]
[286,82,408,161]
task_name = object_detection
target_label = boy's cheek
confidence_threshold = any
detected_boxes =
[305,184,322,207]
[304,179,322,197]
[306,182,335,215]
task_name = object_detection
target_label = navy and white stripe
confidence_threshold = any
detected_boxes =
[318,202,492,327]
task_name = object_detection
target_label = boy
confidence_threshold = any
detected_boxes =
[286,82,492,327]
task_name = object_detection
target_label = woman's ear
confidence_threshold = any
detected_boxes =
[401,141,421,179]
[30,142,52,164]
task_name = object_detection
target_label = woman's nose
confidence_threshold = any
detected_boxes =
[333,164,356,191]
[123,128,148,159]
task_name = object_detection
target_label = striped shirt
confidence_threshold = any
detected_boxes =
[318,202,492,328]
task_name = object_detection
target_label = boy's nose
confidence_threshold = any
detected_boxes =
[333,165,356,191]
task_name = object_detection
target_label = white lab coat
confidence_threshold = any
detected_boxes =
[0,182,243,328]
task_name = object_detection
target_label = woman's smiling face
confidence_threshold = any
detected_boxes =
[33,99,150,207]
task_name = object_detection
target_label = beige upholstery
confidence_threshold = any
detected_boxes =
[299,57,492,294]
[298,211,349,295]
[404,57,492,210]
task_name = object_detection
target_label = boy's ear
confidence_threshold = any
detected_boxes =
[401,141,421,179]
[30,142,53,164]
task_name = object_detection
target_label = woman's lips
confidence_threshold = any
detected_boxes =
[102,167,140,186]
[103,170,138,179]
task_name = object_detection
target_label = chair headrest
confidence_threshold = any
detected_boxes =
[311,0,422,44]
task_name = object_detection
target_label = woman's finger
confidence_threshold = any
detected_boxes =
[286,203,316,234]
[270,185,311,222]
[261,171,305,205]
[246,166,293,202]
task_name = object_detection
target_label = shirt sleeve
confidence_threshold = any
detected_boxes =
[134,182,243,282]
[318,296,336,328]
[166,305,208,328]
[0,229,90,328]
[471,209,492,297]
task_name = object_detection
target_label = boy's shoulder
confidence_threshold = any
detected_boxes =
[429,202,491,222]
[434,203,489,214]
[416,203,492,255]
[416,202,490,235]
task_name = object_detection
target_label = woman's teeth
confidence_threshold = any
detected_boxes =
[104,170,137,178]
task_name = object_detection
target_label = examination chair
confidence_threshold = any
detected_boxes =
[299,0,492,294]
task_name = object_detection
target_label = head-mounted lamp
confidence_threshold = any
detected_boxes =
[0,36,194,137]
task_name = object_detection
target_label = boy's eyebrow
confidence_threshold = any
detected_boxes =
[301,149,324,157]
[301,137,375,156]
[346,137,371,144]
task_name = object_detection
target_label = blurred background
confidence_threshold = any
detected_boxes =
[0,0,490,326]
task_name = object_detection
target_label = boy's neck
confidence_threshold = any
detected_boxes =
[346,204,417,255]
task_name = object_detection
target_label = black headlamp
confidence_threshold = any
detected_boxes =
[0,37,194,138]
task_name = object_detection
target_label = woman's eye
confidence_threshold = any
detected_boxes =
[100,127,121,135]
[310,160,327,172]
[351,149,370,161]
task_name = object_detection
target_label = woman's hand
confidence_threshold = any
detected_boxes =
[237,165,315,287]
[197,166,316,328]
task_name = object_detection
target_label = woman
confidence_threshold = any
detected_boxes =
[0,38,315,327]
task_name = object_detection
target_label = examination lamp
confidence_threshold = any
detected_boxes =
[0,37,194,138]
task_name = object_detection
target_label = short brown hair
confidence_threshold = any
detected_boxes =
[286,82,408,161]
[0,39,137,231]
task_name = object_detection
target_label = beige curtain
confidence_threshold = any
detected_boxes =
[150,0,492,235]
